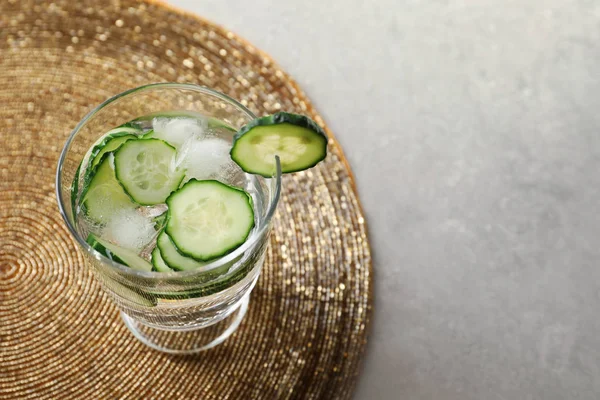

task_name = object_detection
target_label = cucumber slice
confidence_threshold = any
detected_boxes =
[157,231,239,275]
[141,131,156,139]
[89,133,138,170]
[114,122,143,131]
[156,232,208,271]
[100,277,156,306]
[151,246,174,272]
[165,180,254,261]
[80,130,140,199]
[108,126,144,135]
[207,118,236,132]
[114,138,185,206]
[86,233,153,272]
[151,263,251,300]
[81,154,136,224]
[140,129,154,139]
[152,212,167,231]
[230,112,327,177]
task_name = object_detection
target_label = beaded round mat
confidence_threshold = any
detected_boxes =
[0,1,372,399]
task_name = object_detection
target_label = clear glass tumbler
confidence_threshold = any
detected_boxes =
[56,83,281,354]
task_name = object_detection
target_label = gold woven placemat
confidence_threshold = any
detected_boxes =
[0,1,373,399]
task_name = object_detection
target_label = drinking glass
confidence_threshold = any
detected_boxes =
[56,83,281,354]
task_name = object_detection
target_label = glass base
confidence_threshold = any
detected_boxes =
[121,295,249,354]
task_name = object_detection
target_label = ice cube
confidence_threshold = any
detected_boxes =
[104,208,156,252]
[136,203,168,219]
[180,137,234,181]
[79,213,104,241]
[171,133,195,170]
[212,157,247,186]
[203,127,221,138]
[152,117,208,148]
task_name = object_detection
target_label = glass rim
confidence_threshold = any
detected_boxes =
[56,82,282,279]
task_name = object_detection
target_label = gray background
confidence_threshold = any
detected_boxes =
[169,1,600,399]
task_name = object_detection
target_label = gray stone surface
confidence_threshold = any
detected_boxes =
[170,1,600,398]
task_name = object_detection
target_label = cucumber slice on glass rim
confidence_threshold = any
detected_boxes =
[165,179,255,261]
[230,112,327,177]
[114,138,185,206]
